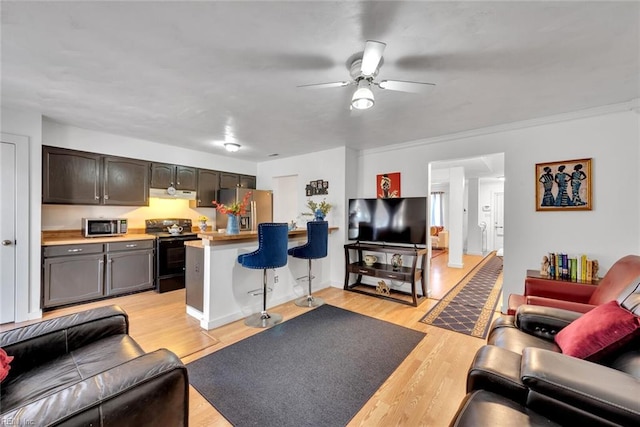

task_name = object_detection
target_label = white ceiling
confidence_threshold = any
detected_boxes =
[2,1,638,162]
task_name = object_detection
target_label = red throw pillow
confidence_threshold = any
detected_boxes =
[0,347,14,382]
[554,300,640,361]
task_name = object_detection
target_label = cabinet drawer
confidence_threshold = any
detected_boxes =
[377,270,410,282]
[349,264,376,275]
[106,240,154,252]
[44,243,104,257]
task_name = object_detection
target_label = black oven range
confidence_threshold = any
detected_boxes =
[145,218,199,293]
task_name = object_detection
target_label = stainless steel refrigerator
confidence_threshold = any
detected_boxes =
[215,189,273,232]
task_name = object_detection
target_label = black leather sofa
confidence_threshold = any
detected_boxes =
[450,279,640,426]
[0,305,189,426]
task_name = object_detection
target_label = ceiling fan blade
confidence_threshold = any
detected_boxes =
[360,40,386,76]
[377,79,436,93]
[297,81,351,89]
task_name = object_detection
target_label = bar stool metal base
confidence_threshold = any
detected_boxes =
[244,311,283,328]
[295,295,325,308]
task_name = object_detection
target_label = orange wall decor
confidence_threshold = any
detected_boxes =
[377,172,401,198]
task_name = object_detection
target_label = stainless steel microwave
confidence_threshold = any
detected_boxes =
[82,218,128,237]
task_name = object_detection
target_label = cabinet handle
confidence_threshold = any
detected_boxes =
[125,244,137,248]
[104,194,109,200]
[95,195,100,200]
[177,181,180,185]
[358,269,369,274]
[387,274,398,279]
[67,248,83,253]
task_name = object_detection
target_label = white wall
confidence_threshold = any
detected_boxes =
[1,107,43,321]
[358,107,640,312]
[272,175,299,225]
[257,147,348,287]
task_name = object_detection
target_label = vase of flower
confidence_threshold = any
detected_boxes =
[226,214,240,235]
[303,198,332,222]
[212,191,252,236]
[198,216,208,232]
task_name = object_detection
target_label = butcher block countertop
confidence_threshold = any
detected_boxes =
[42,229,156,246]
[195,226,339,246]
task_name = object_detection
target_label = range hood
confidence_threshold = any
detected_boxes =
[149,187,197,200]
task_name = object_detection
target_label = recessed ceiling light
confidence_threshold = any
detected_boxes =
[224,143,240,152]
[268,153,279,157]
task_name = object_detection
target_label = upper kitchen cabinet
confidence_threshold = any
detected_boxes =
[43,146,101,204]
[103,157,150,206]
[219,172,256,189]
[150,163,197,190]
[191,169,219,207]
[42,146,150,206]
[239,174,256,189]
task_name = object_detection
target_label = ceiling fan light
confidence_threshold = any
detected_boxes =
[351,81,375,110]
[224,142,240,152]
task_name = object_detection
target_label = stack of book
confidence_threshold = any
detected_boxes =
[546,253,598,282]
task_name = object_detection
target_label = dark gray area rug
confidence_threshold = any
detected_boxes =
[187,304,425,427]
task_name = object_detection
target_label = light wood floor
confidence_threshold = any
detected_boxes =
[4,252,502,427]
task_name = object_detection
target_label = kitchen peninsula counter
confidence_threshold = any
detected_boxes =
[195,227,338,245]
[187,226,338,330]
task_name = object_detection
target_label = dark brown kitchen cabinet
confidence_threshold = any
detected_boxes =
[151,163,197,190]
[42,240,154,309]
[103,157,150,206]
[219,172,240,189]
[191,169,219,207]
[42,243,105,308]
[219,172,256,189]
[239,174,256,189]
[42,147,101,204]
[42,146,150,206]
[105,240,154,296]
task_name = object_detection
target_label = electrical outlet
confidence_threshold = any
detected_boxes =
[274,275,279,283]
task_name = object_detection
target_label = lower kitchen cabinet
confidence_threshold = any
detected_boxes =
[42,239,155,309]
[106,240,154,296]
[43,253,105,308]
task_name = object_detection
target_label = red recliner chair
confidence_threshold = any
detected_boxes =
[507,254,640,315]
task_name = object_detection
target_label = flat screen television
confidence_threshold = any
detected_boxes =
[348,197,427,245]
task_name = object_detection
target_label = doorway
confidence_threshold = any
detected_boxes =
[1,133,30,324]
[428,153,505,264]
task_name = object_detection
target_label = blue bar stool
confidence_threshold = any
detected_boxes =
[288,221,328,307]
[237,223,289,328]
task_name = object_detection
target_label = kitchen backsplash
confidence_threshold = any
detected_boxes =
[42,198,217,230]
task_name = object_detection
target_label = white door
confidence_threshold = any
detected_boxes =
[493,191,504,251]
[1,141,16,323]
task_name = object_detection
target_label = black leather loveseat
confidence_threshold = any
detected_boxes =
[0,305,188,426]
[450,278,640,426]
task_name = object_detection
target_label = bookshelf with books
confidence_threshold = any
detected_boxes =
[535,252,600,285]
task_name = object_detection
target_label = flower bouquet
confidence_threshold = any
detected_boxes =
[212,192,252,234]
[197,215,208,231]
[303,198,332,221]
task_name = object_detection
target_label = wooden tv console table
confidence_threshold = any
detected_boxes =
[344,242,428,306]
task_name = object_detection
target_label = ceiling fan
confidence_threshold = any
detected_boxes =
[298,40,435,110]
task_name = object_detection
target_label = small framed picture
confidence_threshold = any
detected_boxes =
[322,181,328,189]
[311,181,317,188]
[316,179,323,187]
[305,186,312,196]
[535,158,592,211]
